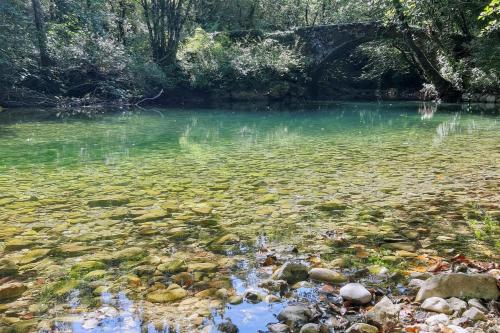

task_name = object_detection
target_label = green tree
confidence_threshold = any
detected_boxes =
[31,0,51,66]
[140,0,194,67]
[391,0,461,101]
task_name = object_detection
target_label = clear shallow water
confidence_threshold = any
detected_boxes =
[0,102,498,332]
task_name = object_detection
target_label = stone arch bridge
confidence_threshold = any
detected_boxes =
[217,22,399,74]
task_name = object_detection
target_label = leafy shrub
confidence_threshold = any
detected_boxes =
[50,29,133,98]
[355,41,412,80]
[468,67,500,93]
[178,28,304,92]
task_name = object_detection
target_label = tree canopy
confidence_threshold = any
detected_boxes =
[0,0,498,105]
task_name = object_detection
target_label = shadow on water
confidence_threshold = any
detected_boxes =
[0,101,498,124]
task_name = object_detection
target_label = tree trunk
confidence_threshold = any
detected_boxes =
[141,0,193,68]
[31,0,50,67]
[392,0,461,102]
[114,0,127,45]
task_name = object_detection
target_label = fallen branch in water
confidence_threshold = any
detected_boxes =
[134,89,164,106]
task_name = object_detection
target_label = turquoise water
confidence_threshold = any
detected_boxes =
[0,102,498,332]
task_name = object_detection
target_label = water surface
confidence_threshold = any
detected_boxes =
[0,102,498,332]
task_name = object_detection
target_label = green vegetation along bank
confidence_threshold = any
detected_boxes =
[1,0,499,107]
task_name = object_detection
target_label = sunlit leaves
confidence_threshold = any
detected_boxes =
[479,0,500,35]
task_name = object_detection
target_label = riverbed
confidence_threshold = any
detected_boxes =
[0,102,498,332]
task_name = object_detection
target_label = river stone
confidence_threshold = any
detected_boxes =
[425,313,449,326]
[83,270,108,281]
[191,203,212,215]
[445,325,468,333]
[308,268,347,283]
[291,281,314,289]
[487,268,500,280]
[462,307,486,321]
[316,200,348,211]
[0,259,18,276]
[366,296,400,327]
[55,243,97,257]
[228,295,243,305]
[244,290,264,303]
[380,242,416,252]
[12,319,38,333]
[265,294,281,303]
[188,262,218,272]
[410,272,432,280]
[277,305,312,328]
[71,261,106,274]
[346,323,379,333]
[0,282,27,301]
[467,299,488,313]
[408,279,425,290]
[447,297,467,314]
[421,297,452,314]
[111,247,147,262]
[133,265,156,276]
[101,207,130,219]
[415,273,500,302]
[17,248,51,264]
[161,201,180,212]
[299,323,320,333]
[258,279,288,292]
[217,320,238,333]
[146,286,187,303]
[339,283,372,304]
[215,288,228,299]
[132,209,169,222]
[256,194,278,204]
[4,239,36,251]
[272,262,309,284]
[214,234,240,245]
[157,260,187,274]
[268,323,289,333]
[87,196,130,207]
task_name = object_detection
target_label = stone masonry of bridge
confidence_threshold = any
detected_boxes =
[218,22,398,72]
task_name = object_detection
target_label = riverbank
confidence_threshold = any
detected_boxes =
[1,86,500,110]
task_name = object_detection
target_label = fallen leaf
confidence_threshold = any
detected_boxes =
[263,255,277,266]
[320,284,335,294]
[404,326,420,333]
[428,261,450,272]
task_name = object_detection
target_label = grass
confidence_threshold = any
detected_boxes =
[464,203,499,248]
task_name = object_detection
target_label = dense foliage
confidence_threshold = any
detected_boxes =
[0,0,498,105]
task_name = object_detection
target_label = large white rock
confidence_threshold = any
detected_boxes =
[339,283,372,304]
[415,273,499,302]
